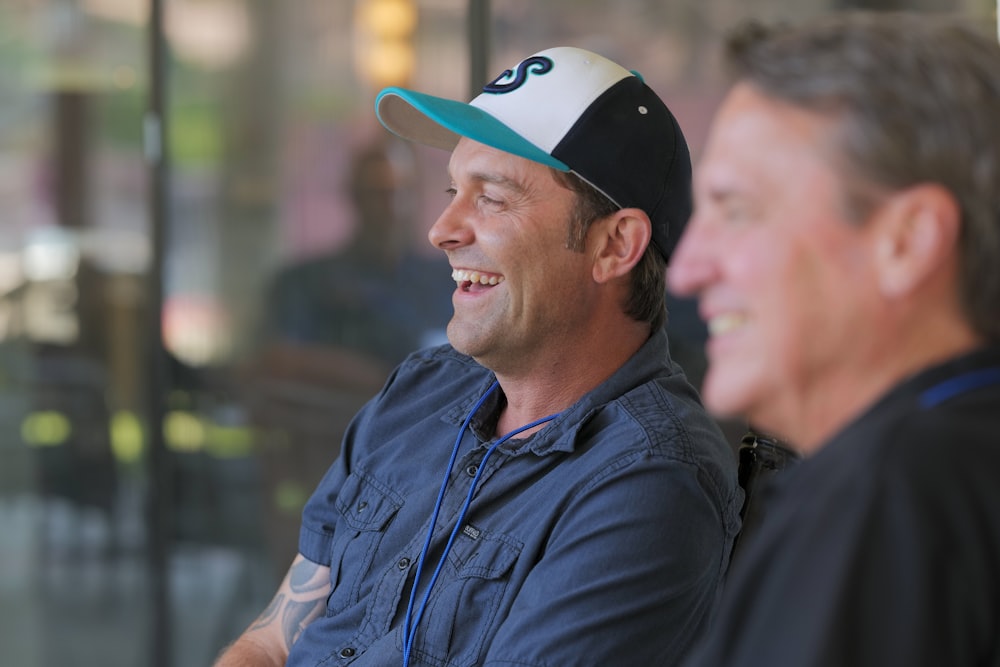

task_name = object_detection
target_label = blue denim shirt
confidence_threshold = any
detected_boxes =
[289,328,742,667]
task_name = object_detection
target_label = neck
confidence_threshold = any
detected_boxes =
[491,322,651,438]
[781,315,984,455]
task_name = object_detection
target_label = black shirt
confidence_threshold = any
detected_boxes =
[688,345,1000,667]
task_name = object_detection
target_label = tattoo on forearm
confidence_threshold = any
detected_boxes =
[243,557,330,651]
[281,598,326,647]
[250,593,285,631]
[289,558,328,594]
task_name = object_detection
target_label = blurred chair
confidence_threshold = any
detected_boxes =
[26,345,118,567]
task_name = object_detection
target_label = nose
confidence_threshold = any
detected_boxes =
[666,214,719,298]
[427,197,475,250]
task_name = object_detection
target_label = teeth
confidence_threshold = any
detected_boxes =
[708,313,746,336]
[451,269,504,286]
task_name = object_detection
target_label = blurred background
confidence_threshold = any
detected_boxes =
[0,0,993,665]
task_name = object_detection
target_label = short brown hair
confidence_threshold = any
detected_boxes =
[553,169,667,333]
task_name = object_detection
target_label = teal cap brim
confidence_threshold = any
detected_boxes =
[375,87,569,171]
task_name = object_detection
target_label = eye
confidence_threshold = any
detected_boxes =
[478,194,503,209]
[703,185,758,225]
[723,200,761,225]
[722,203,749,222]
[707,192,755,225]
[444,186,457,198]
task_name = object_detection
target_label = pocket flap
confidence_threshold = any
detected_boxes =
[335,473,403,532]
[447,527,521,579]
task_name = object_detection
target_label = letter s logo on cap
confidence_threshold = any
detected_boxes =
[483,56,553,94]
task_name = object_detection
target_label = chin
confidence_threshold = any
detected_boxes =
[447,334,488,361]
[701,366,757,422]
[445,322,467,351]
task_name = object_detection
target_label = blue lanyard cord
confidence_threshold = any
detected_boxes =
[919,366,1000,408]
[401,382,561,666]
[401,381,498,664]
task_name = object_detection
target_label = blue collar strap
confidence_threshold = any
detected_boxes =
[919,366,1000,408]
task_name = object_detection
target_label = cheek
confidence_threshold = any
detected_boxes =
[759,246,869,389]
[724,236,801,308]
[701,241,816,401]
[702,352,771,419]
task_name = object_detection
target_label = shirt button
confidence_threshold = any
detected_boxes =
[339,647,356,658]
[397,557,410,570]
[465,464,478,477]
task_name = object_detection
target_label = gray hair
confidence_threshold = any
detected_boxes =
[725,11,1000,340]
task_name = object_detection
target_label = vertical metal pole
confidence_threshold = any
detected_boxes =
[146,0,172,665]
[467,0,490,98]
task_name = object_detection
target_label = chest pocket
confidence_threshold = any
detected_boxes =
[327,472,403,612]
[411,528,522,667]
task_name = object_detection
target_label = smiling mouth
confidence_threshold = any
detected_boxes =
[451,269,505,291]
[707,313,747,336]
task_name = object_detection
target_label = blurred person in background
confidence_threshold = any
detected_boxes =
[261,136,454,372]
[669,12,1000,667]
[248,135,456,572]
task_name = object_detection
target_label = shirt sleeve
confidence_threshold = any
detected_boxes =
[297,382,387,565]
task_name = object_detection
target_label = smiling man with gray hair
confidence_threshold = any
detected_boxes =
[669,11,1000,667]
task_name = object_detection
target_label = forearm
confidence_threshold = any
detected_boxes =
[214,631,288,666]
[214,554,330,666]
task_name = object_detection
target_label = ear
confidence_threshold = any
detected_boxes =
[873,183,960,298]
[590,208,652,284]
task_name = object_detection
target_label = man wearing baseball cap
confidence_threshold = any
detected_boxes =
[216,46,740,667]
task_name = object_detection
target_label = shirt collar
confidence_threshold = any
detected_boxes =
[442,328,676,457]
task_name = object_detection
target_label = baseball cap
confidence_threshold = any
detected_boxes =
[374,46,692,262]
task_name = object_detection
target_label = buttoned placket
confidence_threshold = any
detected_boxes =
[399,441,507,579]
[340,438,512,662]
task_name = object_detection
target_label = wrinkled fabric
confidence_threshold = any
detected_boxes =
[289,328,742,667]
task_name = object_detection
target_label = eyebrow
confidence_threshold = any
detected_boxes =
[703,184,750,205]
[453,170,530,197]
